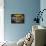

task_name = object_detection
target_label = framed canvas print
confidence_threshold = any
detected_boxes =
[11,14,24,24]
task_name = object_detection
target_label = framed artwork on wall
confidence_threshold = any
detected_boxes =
[11,14,24,24]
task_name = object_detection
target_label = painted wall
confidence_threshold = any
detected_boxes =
[4,0,40,42]
[40,0,46,27]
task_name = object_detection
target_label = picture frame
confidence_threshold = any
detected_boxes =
[11,14,24,24]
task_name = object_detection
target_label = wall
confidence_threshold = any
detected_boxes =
[0,0,4,42]
[40,0,46,27]
[4,0,40,42]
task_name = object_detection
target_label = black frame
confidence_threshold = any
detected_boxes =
[11,14,24,24]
